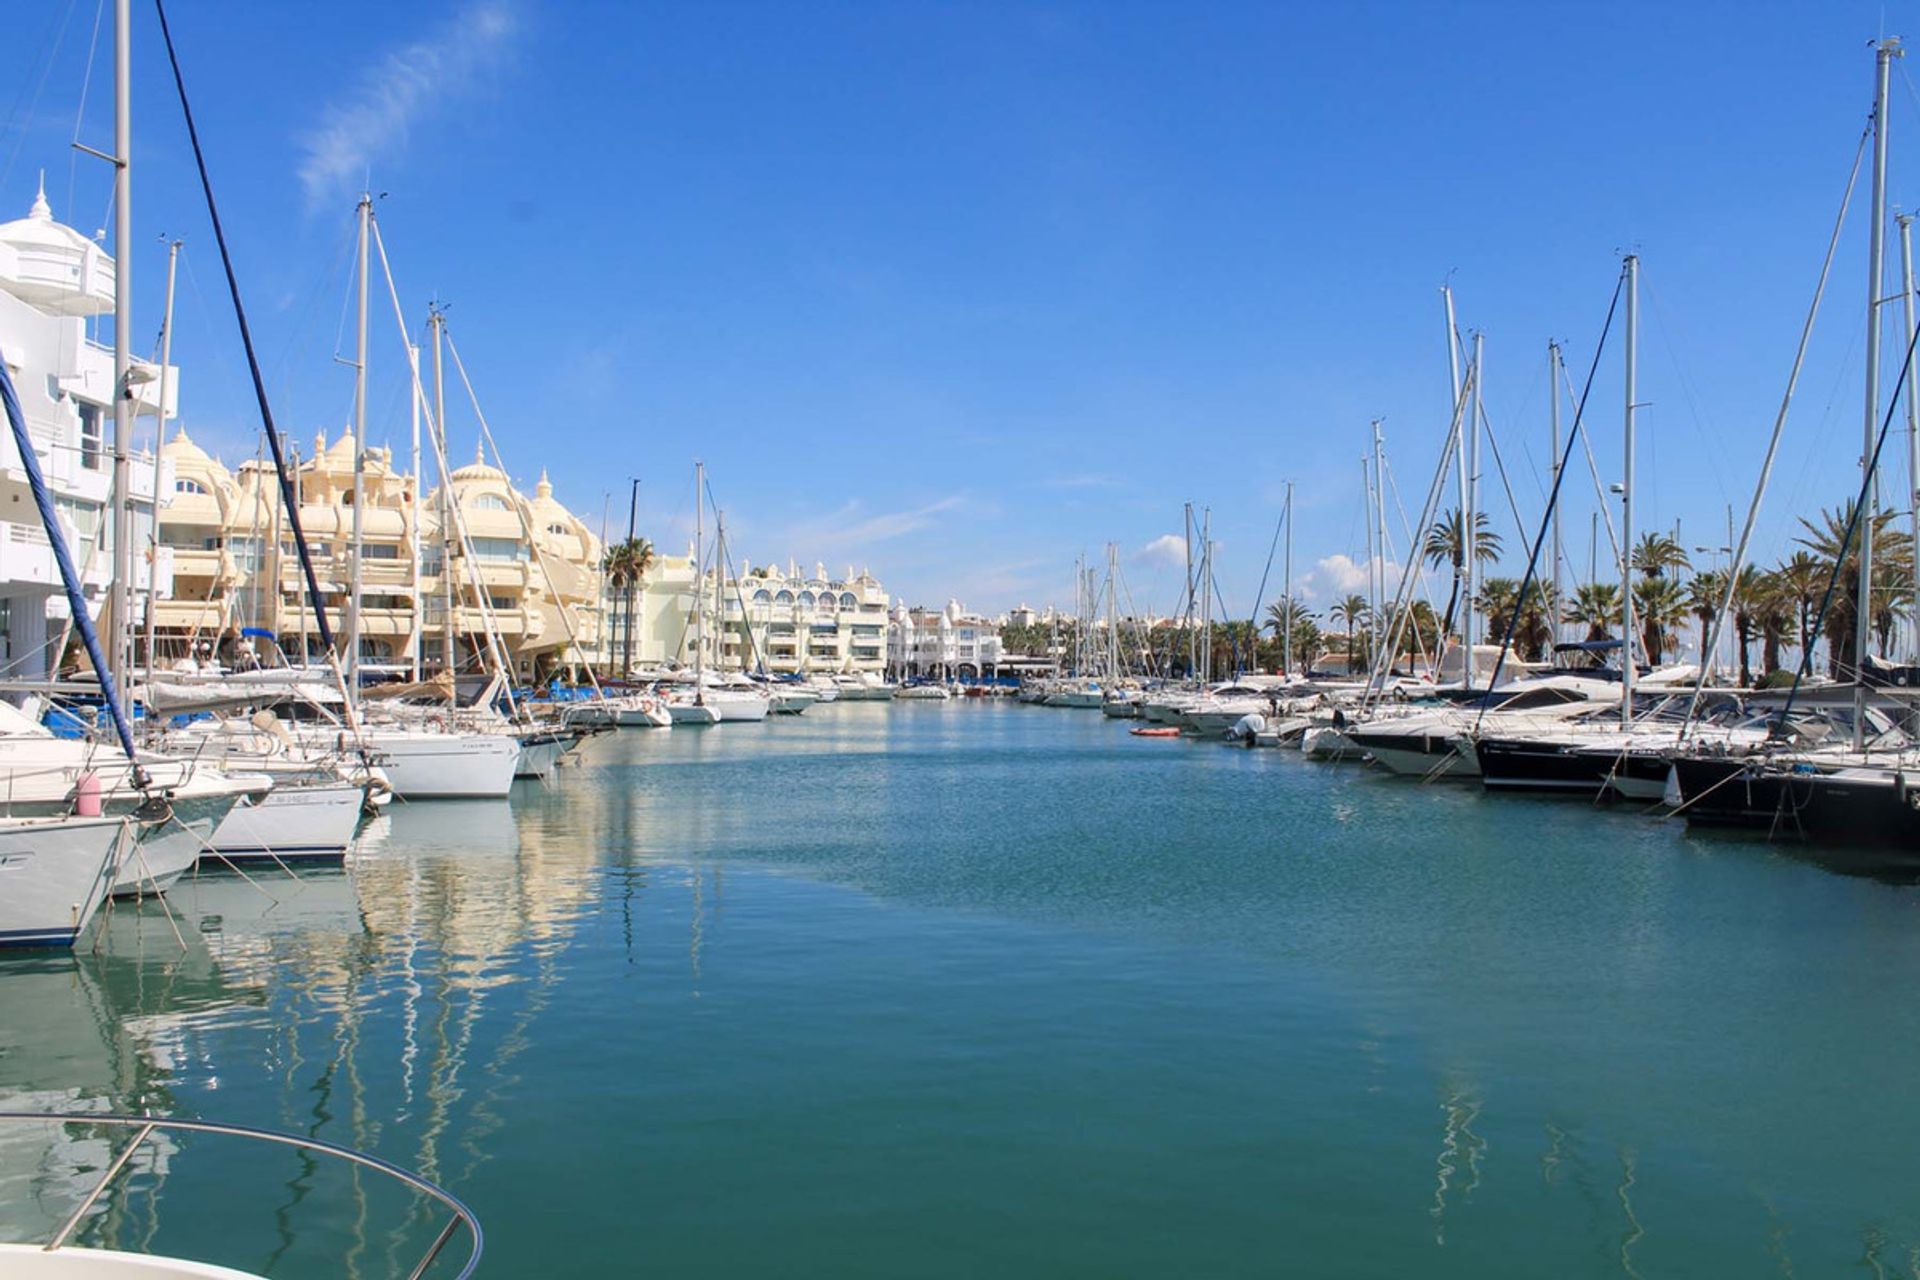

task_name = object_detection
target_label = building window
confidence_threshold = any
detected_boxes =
[468,537,525,562]
[775,590,794,604]
[174,478,208,495]
[78,403,102,471]
[839,592,856,608]
[472,493,511,512]
[489,594,515,611]
[546,522,570,536]
[361,544,400,560]
[229,536,265,573]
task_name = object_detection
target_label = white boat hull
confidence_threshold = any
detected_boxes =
[0,1242,269,1278]
[667,702,722,725]
[370,732,520,799]
[204,781,366,867]
[514,735,572,779]
[0,815,129,948]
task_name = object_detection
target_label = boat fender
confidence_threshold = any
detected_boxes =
[73,771,102,817]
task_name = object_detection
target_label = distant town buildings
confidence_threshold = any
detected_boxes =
[889,600,1005,677]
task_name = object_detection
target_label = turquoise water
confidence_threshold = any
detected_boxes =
[4,701,1920,1276]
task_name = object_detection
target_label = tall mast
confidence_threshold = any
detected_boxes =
[408,336,421,681]
[1361,454,1376,665]
[1183,502,1195,676]
[347,193,370,695]
[1465,333,1483,690]
[143,238,180,679]
[694,460,706,700]
[1859,39,1898,746]
[1621,254,1640,730]
[1200,508,1212,683]
[294,442,308,663]
[1281,480,1293,676]
[715,508,729,672]
[1372,418,1386,663]
[1548,340,1564,650]
[624,479,640,677]
[432,309,453,694]
[1106,542,1118,678]
[1899,212,1920,663]
[1442,285,1465,686]
[108,0,134,686]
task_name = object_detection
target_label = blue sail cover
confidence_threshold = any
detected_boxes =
[0,349,141,765]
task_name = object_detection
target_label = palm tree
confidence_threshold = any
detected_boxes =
[1513,583,1557,662]
[1263,595,1316,674]
[1564,581,1621,643]
[1773,550,1824,663]
[1474,576,1520,641]
[1633,575,1687,664]
[1423,508,1503,640]
[602,536,655,677]
[1795,499,1915,677]
[1686,569,1725,669]
[1630,531,1690,579]
[1331,593,1369,673]
[1727,564,1778,686]
[1753,570,1793,680]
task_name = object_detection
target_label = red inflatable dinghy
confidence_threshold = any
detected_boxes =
[1129,726,1182,738]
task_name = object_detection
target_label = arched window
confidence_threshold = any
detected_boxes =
[775,590,795,605]
[839,592,857,608]
[174,478,208,496]
[546,522,570,536]
[472,493,511,512]
[817,594,836,611]
[798,591,815,607]
[752,589,772,603]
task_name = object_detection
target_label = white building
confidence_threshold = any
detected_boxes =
[0,181,172,680]
[888,600,1004,678]
[721,561,889,675]
[595,552,891,677]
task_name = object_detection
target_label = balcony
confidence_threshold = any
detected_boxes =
[0,520,57,586]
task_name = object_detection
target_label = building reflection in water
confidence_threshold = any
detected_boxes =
[0,781,624,1275]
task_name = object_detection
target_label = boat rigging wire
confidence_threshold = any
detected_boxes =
[1678,118,1868,734]
[154,0,335,655]
[1772,273,1920,733]
[1474,263,1627,730]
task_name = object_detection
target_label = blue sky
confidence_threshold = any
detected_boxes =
[4,1,1917,618]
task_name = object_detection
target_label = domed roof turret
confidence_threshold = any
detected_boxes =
[450,440,508,483]
[162,425,213,468]
[0,176,115,317]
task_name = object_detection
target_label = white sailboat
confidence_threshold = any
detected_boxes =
[0,814,132,948]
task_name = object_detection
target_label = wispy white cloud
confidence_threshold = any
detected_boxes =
[787,495,968,553]
[297,1,519,208]
[1301,553,1399,604]
[1043,472,1126,491]
[1134,533,1186,568]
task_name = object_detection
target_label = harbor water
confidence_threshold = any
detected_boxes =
[5,700,1920,1276]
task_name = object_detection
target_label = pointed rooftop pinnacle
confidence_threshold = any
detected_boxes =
[28,172,51,222]
[474,439,485,467]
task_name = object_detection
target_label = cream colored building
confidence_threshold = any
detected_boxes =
[720,561,889,675]
[155,430,604,679]
[593,555,889,677]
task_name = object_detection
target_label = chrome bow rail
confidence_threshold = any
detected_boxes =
[0,1110,483,1278]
